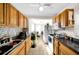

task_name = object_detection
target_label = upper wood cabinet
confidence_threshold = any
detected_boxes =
[26,17,28,28]
[60,10,69,27]
[18,12,28,28]
[23,16,26,28]
[67,9,74,27]
[9,4,18,27]
[0,3,28,28]
[54,9,74,28]
[0,3,18,27]
[18,12,24,28]
[0,3,8,26]
[23,16,28,28]
[6,4,10,26]
[0,3,10,27]
[0,3,4,25]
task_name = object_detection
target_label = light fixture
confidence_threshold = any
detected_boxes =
[39,6,44,12]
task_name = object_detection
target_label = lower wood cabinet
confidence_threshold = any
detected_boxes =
[9,41,25,55]
[18,45,25,55]
[8,36,32,55]
[53,38,77,55]
[26,36,32,54]
[59,42,77,55]
[53,38,59,55]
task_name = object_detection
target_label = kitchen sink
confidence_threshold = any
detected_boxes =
[0,45,13,54]
[0,40,21,55]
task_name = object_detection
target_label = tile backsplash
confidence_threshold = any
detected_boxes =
[0,27,22,37]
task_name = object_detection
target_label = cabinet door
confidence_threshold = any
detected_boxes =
[0,3,4,25]
[23,16,28,28]
[9,5,17,27]
[26,17,28,28]
[25,36,32,54]
[13,7,17,26]
[68,10,74,27]
[4,4,7,25]
[54,39,59,55]
[23,16,26,28]
[18,47,25,55]
[63,10,68,26]
[9,5,14,26]
[16,11,19,27]
[6,4,10,26]
[60,13,64,27]
[18,12,24,28]
[18,43,25,55]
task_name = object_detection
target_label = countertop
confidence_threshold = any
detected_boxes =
[2,35,30,55]
[3,40,23,55]
[56,36,79,54]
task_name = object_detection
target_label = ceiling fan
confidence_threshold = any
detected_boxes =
[29,3,52,12]
[43,3,52,7]
[30,3,52,7]
[39,3,52,12]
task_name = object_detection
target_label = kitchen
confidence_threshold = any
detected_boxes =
[0,3,79,55]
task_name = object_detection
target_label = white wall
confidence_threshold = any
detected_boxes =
[73,4,79,35]
[28,18,53,34]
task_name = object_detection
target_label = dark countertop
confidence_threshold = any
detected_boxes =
[56,36,79,54]
[3,40,23,55]
[2,35,30,55]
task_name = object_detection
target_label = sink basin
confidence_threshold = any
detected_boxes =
[0,45,13,54]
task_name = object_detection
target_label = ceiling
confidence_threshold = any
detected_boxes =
[11,3,78,18]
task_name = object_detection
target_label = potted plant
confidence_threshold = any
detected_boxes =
[31,33,36,48]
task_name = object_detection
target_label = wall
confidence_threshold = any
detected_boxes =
[73,4,79,35]
[0,27,22,37]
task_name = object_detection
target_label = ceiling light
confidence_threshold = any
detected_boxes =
[39,7,44,12]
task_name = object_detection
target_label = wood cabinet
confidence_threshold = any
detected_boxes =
[60,13,65,27]
[0,3,8,26]
[59,42,77,55]
[60,10,70,27]
[54,9,74,28]
[53,38,59,55]
[9,4,18,27]
[67,9,74,27]
[0,3,4,25]
[23,16,28,28]
[18,12,24,28]
[0,3,28,28]
[25,36,32,54]
[18,46,25,55]
[53,38,77,55]
[8,36,32,55]
[6,4,10,26]
[9,41,26,55]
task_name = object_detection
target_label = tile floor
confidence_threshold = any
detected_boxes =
[28,37,53,55]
